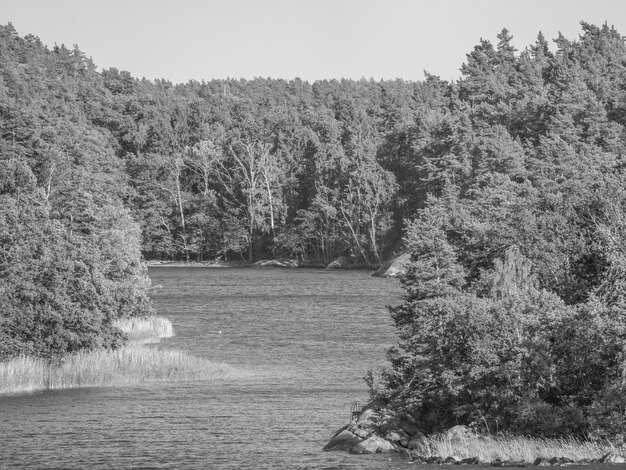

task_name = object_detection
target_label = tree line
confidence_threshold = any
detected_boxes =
[369,24,626,439]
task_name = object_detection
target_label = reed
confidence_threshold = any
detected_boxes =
[0,345,241,395]
[413,433,625,463]
[114,316,174,343]
[0,355,48,394]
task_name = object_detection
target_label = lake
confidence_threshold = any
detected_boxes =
[2,267,420,469]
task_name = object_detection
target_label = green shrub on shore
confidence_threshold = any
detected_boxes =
[412,434,626,463]
[375,211,626,438]
[0,345,240,395]
[0,160,155,363]
[114,316,174,343]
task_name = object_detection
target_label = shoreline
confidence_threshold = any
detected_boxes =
[145,258,391,272]
[145,260,365,270]
[144,253,409,277]
[146,260,253,268]
[324,412,626,465]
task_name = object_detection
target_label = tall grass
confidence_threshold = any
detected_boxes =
[412,433,626,463]
[0,345,244,395]
[114,316,174,343]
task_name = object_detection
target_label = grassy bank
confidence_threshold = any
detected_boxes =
[114,316,174,343]
[412,434,626,463]
[0,345,242,395]
[0,315,246,395]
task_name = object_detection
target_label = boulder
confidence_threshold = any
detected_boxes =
[384,430,410,447]
[322,429,363,452]
[407,436,427,451]
[347,408,378,439]
[372,252,410,278]
[351,426,371,440]
[253,259,298,268]
[355,408,378,433]
[326,256,350,269]
[349,435,396,454]
[533,457,551,466]
[490,460,525,467]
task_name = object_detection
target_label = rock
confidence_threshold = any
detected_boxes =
[491,460,525,467]
[600,452,626,463]
[326,256,350,269]
[407,435,426,451]
[322,429,363,452]
[351,426,371,439]
[372,252,411,278]
[461,457,481,464]
[356,408,378,432]
[396,414,423,436]
[533,457,551,466]
[444,455,461,464]
[384,430,410,447]
[445,425,473,441]
[349,435,396,454]
[253,259,298,268]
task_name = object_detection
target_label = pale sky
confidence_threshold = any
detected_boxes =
[3,0,626,84]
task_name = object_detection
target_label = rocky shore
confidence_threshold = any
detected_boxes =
[146,252,412,276]
[323,407,626,465]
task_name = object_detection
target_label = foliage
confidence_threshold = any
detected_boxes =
[0,160,154,362]
[373,23,626,439]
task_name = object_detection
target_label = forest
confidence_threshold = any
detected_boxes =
[1,21,626,437]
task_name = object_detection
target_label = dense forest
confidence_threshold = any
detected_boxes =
[367,25,626,438]
[2,21,626,437]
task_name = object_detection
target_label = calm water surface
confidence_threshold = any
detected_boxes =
[0,268,610,469]
[1,268,406,469]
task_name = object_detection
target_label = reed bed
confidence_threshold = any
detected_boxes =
[413,433,626,463]
[0,345,242,395]
[0,355,49,395]
[114,316,174,343]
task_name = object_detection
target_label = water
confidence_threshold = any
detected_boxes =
[0,268,616,469]
[1,267,414,469]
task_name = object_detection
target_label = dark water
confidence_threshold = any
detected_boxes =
[1,267,411,469]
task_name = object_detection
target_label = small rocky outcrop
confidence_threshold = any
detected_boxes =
[322,427,363,452]
[325,256,350,269]
[324,408,620,465]
[253,259,299,268]
[350,435,396,454]
[325,256,371,269]
[323,408,422,455]
[372,252,410,278]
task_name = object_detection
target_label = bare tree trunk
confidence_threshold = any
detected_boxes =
[340,207,372,268]
[263,168,275,236]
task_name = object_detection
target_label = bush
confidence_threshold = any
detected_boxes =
[0,160,154,362]
[375,212,626,438]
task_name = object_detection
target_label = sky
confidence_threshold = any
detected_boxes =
[3,0,626,84]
